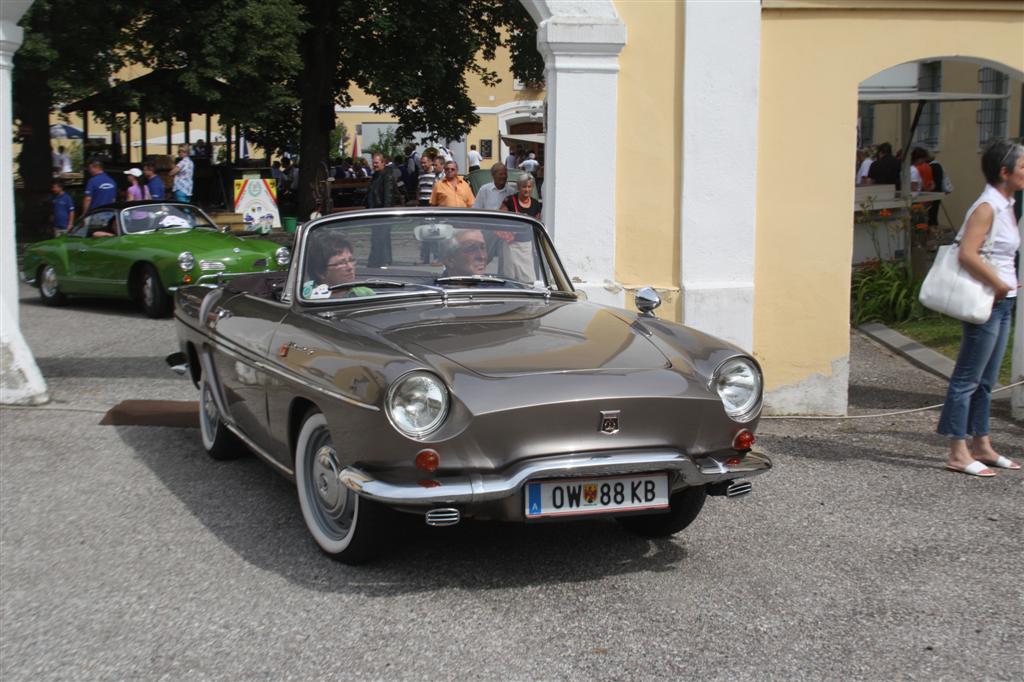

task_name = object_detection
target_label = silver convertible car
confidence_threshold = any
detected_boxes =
[168,208,771,563]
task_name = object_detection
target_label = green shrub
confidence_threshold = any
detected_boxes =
[851,260,928,325]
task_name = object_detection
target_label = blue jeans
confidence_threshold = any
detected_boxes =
[936,297,1016,439]
[173,190,191,203]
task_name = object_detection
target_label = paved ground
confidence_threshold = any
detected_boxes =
[2,284,1022,681]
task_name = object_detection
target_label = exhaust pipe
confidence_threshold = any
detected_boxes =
[707,480,752,498]
[425,508,461,527]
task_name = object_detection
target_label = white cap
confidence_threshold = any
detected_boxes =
[124,168,143,177]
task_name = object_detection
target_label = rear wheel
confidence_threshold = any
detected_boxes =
[199,375,245,460]
[38,265,67,306]
[295,411,389,564]
[138,265,170,317]
[617,485,707,538]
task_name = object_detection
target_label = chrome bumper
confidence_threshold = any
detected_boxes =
[167,269,278,292]
[339,448,772,507]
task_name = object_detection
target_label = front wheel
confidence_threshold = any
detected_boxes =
[138,264,170,317]
[617,485,707,538]
[295,411,389,564]
[38,265,67,306]
[199,376,246,460]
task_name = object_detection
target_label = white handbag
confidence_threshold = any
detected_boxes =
[918,222,996,324]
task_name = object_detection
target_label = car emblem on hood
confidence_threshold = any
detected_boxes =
[599,410,620,435]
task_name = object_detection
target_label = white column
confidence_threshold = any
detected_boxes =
[1,2,49,405]
[527,2,626,306]
[679,0,761,352]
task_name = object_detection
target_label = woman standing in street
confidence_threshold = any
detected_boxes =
[938,140,1023,476]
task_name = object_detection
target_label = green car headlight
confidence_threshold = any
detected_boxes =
[178,251,195,271]
[275,247,291,267]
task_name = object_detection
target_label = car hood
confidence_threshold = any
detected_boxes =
[123,229,278,260]
[347,299,672,377]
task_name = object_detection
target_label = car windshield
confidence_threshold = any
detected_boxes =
[119,204,218,234]
[299,213,572,303]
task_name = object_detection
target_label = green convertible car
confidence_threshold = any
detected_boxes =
[22,201,290,317]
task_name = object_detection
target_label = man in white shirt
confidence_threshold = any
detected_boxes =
[472,163,517,210]
[467,144,482,172]
[519,151,539,175]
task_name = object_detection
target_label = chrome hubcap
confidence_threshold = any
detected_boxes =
[142,275,155,307]
[304,428,354,540]
[200,382,219,444]
[41,267,58,298]
[313,446,346,514]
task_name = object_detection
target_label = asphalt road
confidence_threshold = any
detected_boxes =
[2,284,1022,681]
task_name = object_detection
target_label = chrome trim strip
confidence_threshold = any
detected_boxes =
[223,421,294,478]
[212,337,380,412]
[339,449,772,507]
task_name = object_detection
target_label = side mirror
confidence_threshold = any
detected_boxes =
[634,287,661,317]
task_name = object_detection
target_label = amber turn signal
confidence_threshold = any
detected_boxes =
[732,429,755,451]
[415,449,440,472]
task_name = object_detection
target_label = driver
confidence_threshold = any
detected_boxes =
[441,229,489,277]
[304,232,373,299]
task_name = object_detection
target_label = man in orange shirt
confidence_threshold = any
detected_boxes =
[429,160,475,207]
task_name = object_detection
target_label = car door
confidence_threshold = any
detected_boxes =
[206,291,289,455]
[68,209,128,297]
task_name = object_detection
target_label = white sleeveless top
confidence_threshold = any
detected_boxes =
[961,184,1020,298]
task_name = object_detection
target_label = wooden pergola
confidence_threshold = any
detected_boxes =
[62,69,243,163]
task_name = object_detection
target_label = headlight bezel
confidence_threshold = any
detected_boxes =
[709,356,763,423]
[274,246,291,267]
[385,370,450,439]
[177,251,195,271]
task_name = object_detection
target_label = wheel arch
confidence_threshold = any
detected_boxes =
[184,341,201,387]
[128,260,157,299]
[288,397,321,461]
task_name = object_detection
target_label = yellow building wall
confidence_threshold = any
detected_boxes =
[613,0,684,320]
[758,6,1024,393]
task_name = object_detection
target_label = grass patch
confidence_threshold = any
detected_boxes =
[892,314,1016,385]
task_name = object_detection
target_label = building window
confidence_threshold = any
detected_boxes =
[978,67,1008,149]
[857,103,875,147]
[914,61,941,150]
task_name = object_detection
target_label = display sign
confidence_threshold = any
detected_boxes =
[233,179,280,233]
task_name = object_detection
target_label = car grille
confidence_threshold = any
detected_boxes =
[200,260,226,272]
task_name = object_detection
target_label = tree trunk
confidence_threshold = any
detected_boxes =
[296,6,342,221]
[14,69,56,242]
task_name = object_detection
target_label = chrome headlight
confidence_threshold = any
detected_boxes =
[712,357,762,422]
[274,246,291,266]
[386,371,449,438]
[177,251,195,271]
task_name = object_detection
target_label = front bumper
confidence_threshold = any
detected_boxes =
[167,269,278,292]
[339,448,771,510]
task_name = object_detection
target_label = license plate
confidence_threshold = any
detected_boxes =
[524,473,669,519]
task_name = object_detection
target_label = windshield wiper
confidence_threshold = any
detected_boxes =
[327,279,407,291]
[434,275,507,286]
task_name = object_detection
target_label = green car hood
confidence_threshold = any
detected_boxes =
[123,228,280,265]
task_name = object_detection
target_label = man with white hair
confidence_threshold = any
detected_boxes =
[472,162,517,210]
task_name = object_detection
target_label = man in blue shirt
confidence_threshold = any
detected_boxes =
[82,159,118,213]
[51,179,75,235]
[143,163,166,199]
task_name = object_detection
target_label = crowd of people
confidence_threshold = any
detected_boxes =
[856,141,953,229]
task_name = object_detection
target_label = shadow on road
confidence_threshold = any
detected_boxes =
[36,356,173,380]
[116,424,692,594]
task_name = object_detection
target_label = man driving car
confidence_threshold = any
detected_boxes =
[441,229,489,277]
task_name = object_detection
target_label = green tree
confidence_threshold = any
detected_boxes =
[13,0,139,238]
[16,0,544,223]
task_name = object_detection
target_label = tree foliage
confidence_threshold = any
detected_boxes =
[15,0,543,220]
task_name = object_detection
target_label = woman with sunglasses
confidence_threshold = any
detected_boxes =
[938,140,1023,476]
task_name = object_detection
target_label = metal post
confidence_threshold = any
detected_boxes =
[166,118,172,155]
[140,112,147,159]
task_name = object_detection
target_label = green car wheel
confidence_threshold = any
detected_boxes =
[38,265,67,306]
[138,264,170,318]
